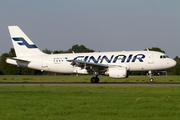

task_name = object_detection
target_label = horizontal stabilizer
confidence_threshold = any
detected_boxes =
[8,57,31,62]
[6,58,30,68]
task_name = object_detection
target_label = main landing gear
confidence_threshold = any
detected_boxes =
[91,72,100,83]
[91,77,99,83]
[148,71,154,82]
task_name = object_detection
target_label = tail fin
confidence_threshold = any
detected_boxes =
[8,26,44,57]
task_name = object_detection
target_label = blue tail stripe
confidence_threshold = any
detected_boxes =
[12,38,37,48]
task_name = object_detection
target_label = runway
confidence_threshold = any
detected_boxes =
[0,82,180,87]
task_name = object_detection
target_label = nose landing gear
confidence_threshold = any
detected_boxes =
[149,78,154,82]
[148,71,154,82]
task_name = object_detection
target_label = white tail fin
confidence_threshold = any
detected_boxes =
[8,26,44,57]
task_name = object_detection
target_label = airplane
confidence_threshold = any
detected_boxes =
[6,26,176,83]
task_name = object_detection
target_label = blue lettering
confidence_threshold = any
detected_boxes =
[88,56,101,63]
[100,55,114,63]
[84,56,89,62]
[113,55,126,63]
[73,54,146,63]
[132,54,145,62]
[126,54,133,63]
[74,56,84,61]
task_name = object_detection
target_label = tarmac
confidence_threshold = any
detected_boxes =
[1,82,180,87]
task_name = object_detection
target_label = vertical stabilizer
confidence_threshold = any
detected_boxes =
[8,26,44,57]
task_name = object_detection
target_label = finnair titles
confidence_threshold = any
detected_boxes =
[73,54,145,63]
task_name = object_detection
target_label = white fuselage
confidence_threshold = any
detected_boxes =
[7,51,176,74]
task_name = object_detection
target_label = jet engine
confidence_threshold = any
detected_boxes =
[105,67,128,78]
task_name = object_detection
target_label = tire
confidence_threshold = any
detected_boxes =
[91,77,96,83]
[95,77,99,83]
[149,78,154,82]
[91,77,99,83]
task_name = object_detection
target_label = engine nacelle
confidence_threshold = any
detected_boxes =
[105,67,128,78]
[73,68,88,74]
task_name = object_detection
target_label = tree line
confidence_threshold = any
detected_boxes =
[0,45,179,75]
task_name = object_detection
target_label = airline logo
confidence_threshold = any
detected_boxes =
[74,54,145,63]
[12,38,37,48]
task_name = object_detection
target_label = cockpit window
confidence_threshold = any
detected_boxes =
[160,55,169,59]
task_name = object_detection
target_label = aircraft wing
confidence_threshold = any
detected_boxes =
[67,60,109,68]
[67,59,123,74]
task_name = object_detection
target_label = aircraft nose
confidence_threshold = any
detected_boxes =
[170,59,177,68]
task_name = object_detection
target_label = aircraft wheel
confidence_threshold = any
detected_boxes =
[149,78,154,83]
[91,77,96,83]
[91,77,99,83]
[96,77,99,83]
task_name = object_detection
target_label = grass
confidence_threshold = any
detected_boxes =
[0,75,180,83]
[0,86,180,120]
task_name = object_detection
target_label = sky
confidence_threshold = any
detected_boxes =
[0,0,180,58]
